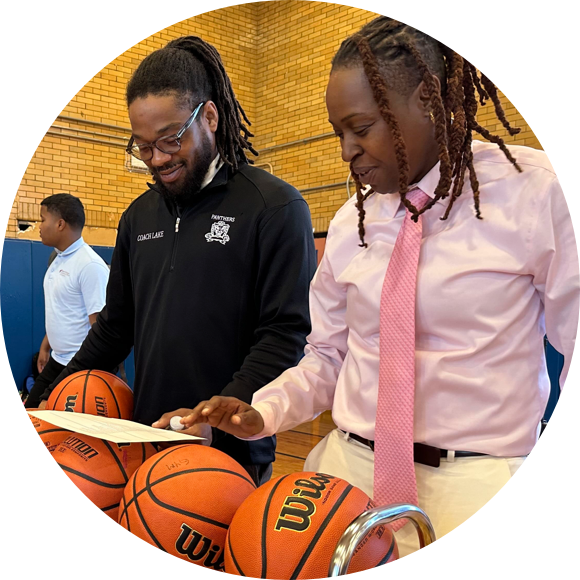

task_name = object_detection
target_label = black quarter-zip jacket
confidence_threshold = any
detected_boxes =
[48,162,316,465]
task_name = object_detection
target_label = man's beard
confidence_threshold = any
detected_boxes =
[152,132,215,205]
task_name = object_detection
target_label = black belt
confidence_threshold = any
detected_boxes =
[346,432,487,468]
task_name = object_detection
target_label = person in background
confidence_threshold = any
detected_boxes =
[25,193,109,409]
[44,36,316,486]
[47,249,57,268]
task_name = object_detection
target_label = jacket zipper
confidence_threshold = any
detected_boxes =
[170,205,181,272]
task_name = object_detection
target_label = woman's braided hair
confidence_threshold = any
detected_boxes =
[332,17,521,247]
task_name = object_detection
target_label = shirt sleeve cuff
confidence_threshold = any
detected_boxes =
[237,400,278,441]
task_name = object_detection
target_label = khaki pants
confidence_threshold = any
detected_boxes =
[304,428,524,558]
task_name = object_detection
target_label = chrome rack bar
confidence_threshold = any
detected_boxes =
[329,503,435,576]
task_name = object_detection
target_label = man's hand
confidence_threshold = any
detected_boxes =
[38,336,50,374]
[152,409,213,447]
[182,396,265,439]
[37,352,49,374]
[38,400,47,410]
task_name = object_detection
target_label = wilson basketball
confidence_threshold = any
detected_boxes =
[38,424,70,453]
[24,409,46,431]
[118,444,256,571]
[224,471,398,578]
[53,433,157,520]
[28,412,70,453]
[46,369,133,419]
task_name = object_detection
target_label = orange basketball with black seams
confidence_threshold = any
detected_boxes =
[46,369,133,419]
[117,444,256,571]
[25,409,71,453]
[27,410,44,426]
[35,421,71,457]
[53,433,157,520]
[224,471,398,579]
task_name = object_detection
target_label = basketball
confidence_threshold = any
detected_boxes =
[24,409,42,431]
[53,433,157,520]
[35,421,72,457]
[46,369,133,419]
[118,444,256,571]
[224,471,398,578]
[28,412,70,453]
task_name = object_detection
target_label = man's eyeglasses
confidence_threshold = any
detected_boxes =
[126,101,205,162]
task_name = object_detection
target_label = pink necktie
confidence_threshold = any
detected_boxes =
[374,188,431,528]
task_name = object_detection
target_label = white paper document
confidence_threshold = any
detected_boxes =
[28,410,205,444]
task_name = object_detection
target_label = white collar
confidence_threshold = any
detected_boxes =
[55,236,84,256]
[200,155,224,190]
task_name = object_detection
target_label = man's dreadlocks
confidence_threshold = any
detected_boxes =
[126,35,257,171]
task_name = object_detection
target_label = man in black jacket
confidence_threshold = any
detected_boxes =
[42,36,316,486]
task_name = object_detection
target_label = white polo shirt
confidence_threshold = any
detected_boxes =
[44,237,109,365]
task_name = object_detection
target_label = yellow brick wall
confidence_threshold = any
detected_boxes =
[9,0,541,241]
[252,1,541,234]
[10,3,258,244]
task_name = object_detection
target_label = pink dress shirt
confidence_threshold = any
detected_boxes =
[251,140,579,457]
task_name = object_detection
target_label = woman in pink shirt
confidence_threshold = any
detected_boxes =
[155,16,579,557]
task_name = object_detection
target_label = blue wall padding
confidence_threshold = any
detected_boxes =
[1,239,134,391]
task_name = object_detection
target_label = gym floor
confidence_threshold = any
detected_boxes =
[272,410,336,478]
